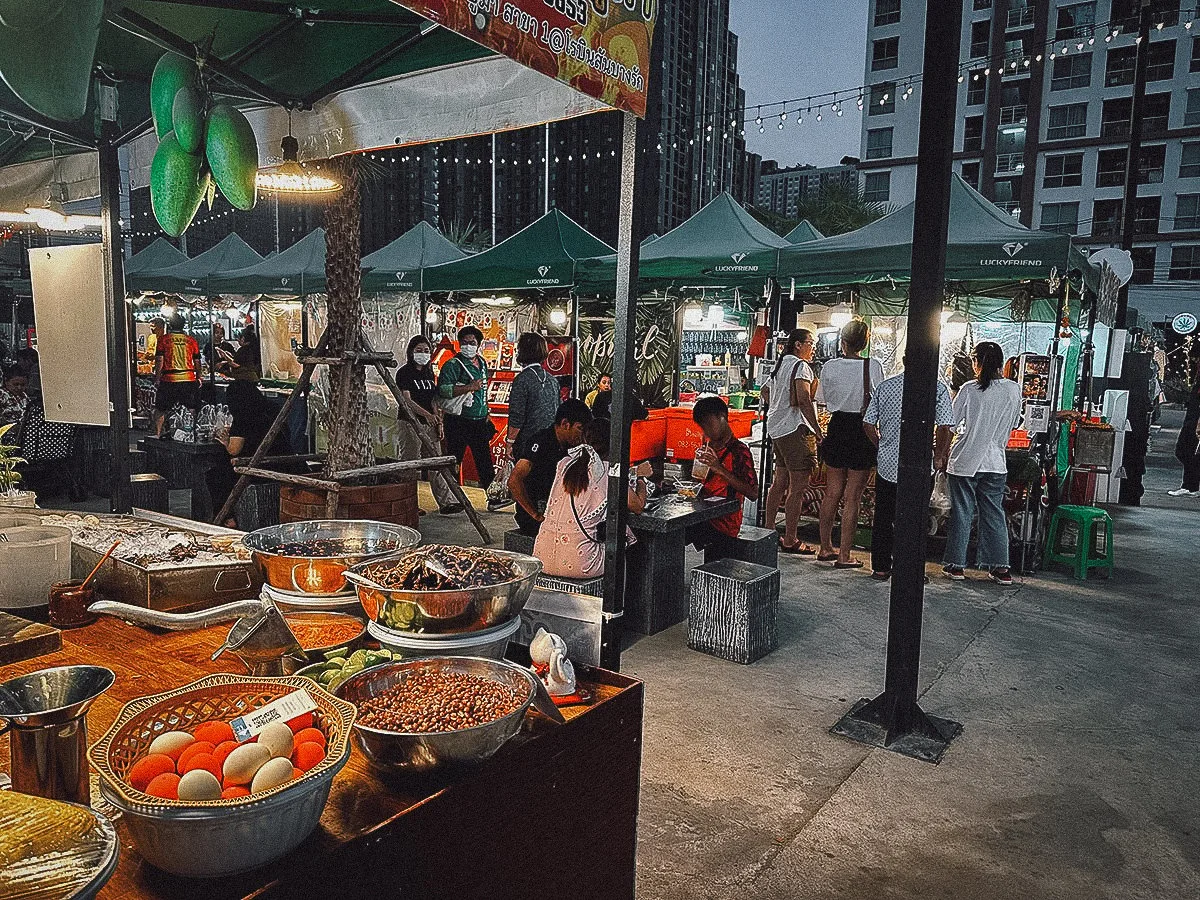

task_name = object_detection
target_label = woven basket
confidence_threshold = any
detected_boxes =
[88,673,356,811]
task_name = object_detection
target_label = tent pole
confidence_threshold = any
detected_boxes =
[600,111,646,673]
[830,0,963,763]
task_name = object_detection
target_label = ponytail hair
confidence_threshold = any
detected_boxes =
[973,341,1004,391]
[563,418,611,496]
[772,329,813,378]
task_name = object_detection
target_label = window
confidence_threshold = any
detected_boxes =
[963,115,984,152]
[1092,199,1123,237]
[874,0,901,27]
[1144,93,1171,135]
[1133,196,1161,235]
[1139,145,1166,184]
[1186,89,1200,126]
[1047,103,1087,140]
[872,37,899,70]
[866,127,893,159]
[1051,54,1092,90]
[970,21,991,58]
[869,82,895,115]
[1097,148,1128,187]
[1101,97,1132,138]
[1147,40,1176,81]
[1181,143,1200,178]
[967,69,987,106]
[1192,37,1200,72]
[1043,153,1083,188]
[1114,0,1180,27]
[1106,46,1136,87]
[1007,0,1034,28]
[1175,195,1200,230]
[1131,247,1157,284]
[863,171,891,203]
[961,161,981,188]
[1055,2,1095,40]
[973,0,992,9]
[1041,202,1079,234]
[1170,245,1200,280]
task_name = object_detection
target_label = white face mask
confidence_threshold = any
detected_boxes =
[413,352,431,366]
[460,344,479,359]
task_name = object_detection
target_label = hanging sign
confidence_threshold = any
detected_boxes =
[391,0,657,117]
[1172,312,1198,335]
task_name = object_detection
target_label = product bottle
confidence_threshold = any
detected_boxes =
[691,443,710,481]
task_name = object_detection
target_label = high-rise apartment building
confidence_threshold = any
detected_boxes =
[860,0,1200,317]
[755,161,861,219]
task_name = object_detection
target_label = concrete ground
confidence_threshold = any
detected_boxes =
[425,411,1200,899]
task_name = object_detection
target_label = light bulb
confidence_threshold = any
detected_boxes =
[549,308,568,327]
[958,74,965,83]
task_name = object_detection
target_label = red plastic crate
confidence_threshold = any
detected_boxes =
[664,406,756,461]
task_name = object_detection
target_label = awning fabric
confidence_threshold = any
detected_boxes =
[128,233,262,295]
[124,238,186,276]
[361,222,467,293]
[422,209,613,293]
[211,229,327,296]
[785,220,825,243]
[574,192,791,292]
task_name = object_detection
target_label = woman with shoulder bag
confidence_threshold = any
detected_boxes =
[815,320,885,568]
[505,332,561,460]
[437,326,499,502]
[534,417,646,579]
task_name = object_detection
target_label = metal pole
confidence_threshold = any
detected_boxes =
[491,133,498,246]
[830,0,963,763]
[98,106,133,514]
[544,123,550,215]
[600,112,645,673]
[1115,0,1151,332]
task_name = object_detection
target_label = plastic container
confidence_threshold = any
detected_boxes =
[365,616,521,661]
[664,406,757,461]
[261,584,363,615]
[0,524,72,610]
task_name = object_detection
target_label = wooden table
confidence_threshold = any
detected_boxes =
[628,495,740,635]
[0,619,643,899]
[138,439,229,522]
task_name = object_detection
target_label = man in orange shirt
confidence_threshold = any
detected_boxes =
[153,313,201,438]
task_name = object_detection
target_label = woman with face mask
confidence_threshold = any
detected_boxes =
[398,335,461,513]
[437,325,498,504]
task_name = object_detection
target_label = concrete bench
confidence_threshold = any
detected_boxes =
[688,559,779,665]
[703,524,778,568]
[536,573,604,598]
[503,529,535,555]
[129,473,169,514]
[235,480,281,532]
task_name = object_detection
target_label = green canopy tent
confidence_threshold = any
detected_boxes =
[123,237,185,276]
[361,222,468,293]
[785,219,825,244]
[421,209,613,293]
[211,228,327,296]
[128,233,262,296]
[575,191,791,293]
[775,175,1099,322]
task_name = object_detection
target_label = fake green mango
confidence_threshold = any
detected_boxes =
[172,83,207,154]
[150,53,198,138]
[150,132,208,237]
[205,102,258,211]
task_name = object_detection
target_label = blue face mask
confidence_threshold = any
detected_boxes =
[460,344,479,360]
[413,352,431,366]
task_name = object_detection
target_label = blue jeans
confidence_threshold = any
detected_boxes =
[944,472,1010,570]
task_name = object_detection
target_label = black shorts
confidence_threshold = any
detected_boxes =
[155,379,200,412]
[822,411,877,471]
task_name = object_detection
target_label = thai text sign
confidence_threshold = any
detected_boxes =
[392,0,657,117]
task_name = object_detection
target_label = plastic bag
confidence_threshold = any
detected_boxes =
[486,456,514,506]
[930,472,951,515]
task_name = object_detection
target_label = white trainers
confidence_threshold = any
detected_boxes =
[1167,488,1200,497]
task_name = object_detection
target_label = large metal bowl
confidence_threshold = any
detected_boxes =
[244,520,420,596]
[335,656,537,772]
[344,547,542,636]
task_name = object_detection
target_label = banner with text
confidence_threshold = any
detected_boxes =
[392,0,656,117]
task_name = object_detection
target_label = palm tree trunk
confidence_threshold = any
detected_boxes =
[322,156,371,474]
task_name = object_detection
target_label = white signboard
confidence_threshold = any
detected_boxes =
[1172,312,1198,335]
[29,243,114,426]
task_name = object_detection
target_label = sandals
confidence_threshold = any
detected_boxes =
[834,560,863,570]
[780,540,815,555]
[816,553,839,563]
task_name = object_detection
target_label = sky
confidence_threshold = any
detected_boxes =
[729,0,869,169]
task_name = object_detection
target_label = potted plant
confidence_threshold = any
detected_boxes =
[0,423,36,508]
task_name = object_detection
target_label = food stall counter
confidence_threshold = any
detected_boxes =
[0,618,643,900]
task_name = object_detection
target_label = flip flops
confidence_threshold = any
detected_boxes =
[780,540,815,555]
[834,560,863,570]
[816,553,839,563]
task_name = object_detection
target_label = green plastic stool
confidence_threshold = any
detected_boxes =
[1045,505,1114,580]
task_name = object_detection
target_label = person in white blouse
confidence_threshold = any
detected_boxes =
[814,320,884,568]
[943,341,1022,585]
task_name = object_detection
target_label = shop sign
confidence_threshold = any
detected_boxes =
[578,295,676,405]
[978,241,1044,268]
[710,252,761,275]
[1172,312,1198,335]
[391,0,657,117]
[526,263,564,286]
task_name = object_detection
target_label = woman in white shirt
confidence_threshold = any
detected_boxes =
[760,329,822,554]
[943,341,1022,585]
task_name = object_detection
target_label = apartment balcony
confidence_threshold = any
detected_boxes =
[1007,6,1035,29]
[999,104,1028,126]
[995,200,1022,216]
[995,152,1026,176]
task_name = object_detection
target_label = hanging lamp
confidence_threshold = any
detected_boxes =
[256,112,341,195]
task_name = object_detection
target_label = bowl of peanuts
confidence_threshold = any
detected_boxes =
[334,656,539,772]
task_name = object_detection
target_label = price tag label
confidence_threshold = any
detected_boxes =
[230,690,317,743]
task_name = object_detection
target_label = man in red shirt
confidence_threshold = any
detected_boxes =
[152,313,201,438]
[687,396,758,553]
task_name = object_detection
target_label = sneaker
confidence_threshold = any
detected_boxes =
[438,503,465,515]
[989,568,1014,586]
[486,497,514,512]
[1167,488,1200,497]
[943,565,966,581]
[871,570,891,581]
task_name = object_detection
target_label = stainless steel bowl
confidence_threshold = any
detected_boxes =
[243,520,420,595]
[335,657,537,772]
[343,547,542,635]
